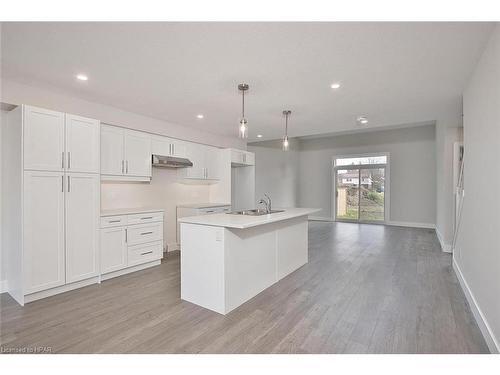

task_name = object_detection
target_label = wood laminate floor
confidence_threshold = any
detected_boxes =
[0,222,489,354]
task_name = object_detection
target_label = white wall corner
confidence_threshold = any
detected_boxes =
[0,279,8,294]
[435,228,452,253]
[453,257,499,354]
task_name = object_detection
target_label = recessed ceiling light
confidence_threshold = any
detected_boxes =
[196,114,204,119]
[357,116,369,125]
[330,82,341,89]
[76,74,88,81]
[257,134,263,138]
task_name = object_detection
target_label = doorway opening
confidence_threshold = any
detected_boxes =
[332,154,389,223]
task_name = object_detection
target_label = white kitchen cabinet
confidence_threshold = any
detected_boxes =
[100,210,164,280]
[205,146,221,180]
[152,135,187,158]
[101,125,125,175]
[101,125,151,180]
[124,130,151,177]
[65,173,100,283]
[230,149,255,167]
[65,114,100,173]
[23,170,66,294]
[178,143,221,181]
[3,105,101,306]
[100,227,127,274]
[23,106,65,172]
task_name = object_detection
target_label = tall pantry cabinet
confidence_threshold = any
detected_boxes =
[2,105,100,305]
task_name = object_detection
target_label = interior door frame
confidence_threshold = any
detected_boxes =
[331,152,390,224]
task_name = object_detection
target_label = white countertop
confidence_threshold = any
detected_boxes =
[178,208,321,229]
[101,207,164,217]
[177,203,231,209]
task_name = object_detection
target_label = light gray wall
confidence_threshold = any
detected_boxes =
[248,139,300,208]
[298,125,436,224]
[251,125,437,225]
[456,25,499,353]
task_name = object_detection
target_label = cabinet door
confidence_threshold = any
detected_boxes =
[205,147,220,180]
[124,130,151,177]
[23,105,65,172]
[181,143,205,179]
[101,125,124,175]
[23,171,65,294]
[65,173,100,283]
[170,139,187,158]
[151,135,172,156]
[65,114,100,173]
[100,227,127,274]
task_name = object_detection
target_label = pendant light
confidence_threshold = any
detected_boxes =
[282,110,291,151]
[238,83,249,138]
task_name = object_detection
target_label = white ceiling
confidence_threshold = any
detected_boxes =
[1,22,495,141]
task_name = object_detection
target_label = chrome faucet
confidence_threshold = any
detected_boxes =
[259,194,272,214]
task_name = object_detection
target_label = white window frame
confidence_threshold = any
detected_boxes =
[331,152,390,224]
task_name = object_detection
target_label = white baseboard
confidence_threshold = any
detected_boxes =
[435,228,452,253]
[386,221,435,229]
[453,257,499,353]
[167,242,180,252]
[0,279,8,294]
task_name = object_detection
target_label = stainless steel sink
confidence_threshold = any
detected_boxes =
[227,209,285,216]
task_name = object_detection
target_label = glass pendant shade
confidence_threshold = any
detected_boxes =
[282,135,289,151]
[239,118,248,139]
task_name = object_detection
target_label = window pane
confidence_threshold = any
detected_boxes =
[359,168,385,221]
[336,169,359,220]
[335,155,387,166]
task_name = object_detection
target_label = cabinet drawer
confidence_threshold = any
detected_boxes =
[101,215,128,228]
[126,222,163,245]
[127,211,163,225]
[128,241,163,267]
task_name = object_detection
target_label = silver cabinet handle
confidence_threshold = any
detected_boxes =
[67,176,70,192]
[68,152,71,169]
[61,176,64,192]
[141,251,153,256]
[62,152,65,169]
[141,216,153,220]
[140,231,153,235]
[172,143,175,155]
[169,144,172,155]
[126,160,129,174]
[125,228,128,243]
[109,219,121,223]
[121,160,124,174]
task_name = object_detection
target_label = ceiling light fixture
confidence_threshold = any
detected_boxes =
[196,114,204,119]
[257,134,263,138]
[330,82,341,89]
[76,74,88,81]
[357,116,369,125]
[237,83,249,138]
[282,110,291,151]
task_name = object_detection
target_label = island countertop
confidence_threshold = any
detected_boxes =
[177,207,320,229]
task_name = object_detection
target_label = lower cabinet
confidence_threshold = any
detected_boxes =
[100,211,164,278]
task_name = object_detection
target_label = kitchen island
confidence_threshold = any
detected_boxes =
[178,208,320,314]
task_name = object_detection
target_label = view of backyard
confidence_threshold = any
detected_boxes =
[336,167,385,222]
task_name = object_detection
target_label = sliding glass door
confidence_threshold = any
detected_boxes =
[334,156,387,223]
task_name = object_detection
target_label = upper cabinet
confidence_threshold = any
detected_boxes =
[23,106,100,174]
[65,114,100,173]
[178,142,221,181]
[23,106,65,172]
[230,149,255,167]
[101,125,151,180]
[151,135,187,158]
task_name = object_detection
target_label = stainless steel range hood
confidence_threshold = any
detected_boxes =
[152,154,193,168]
